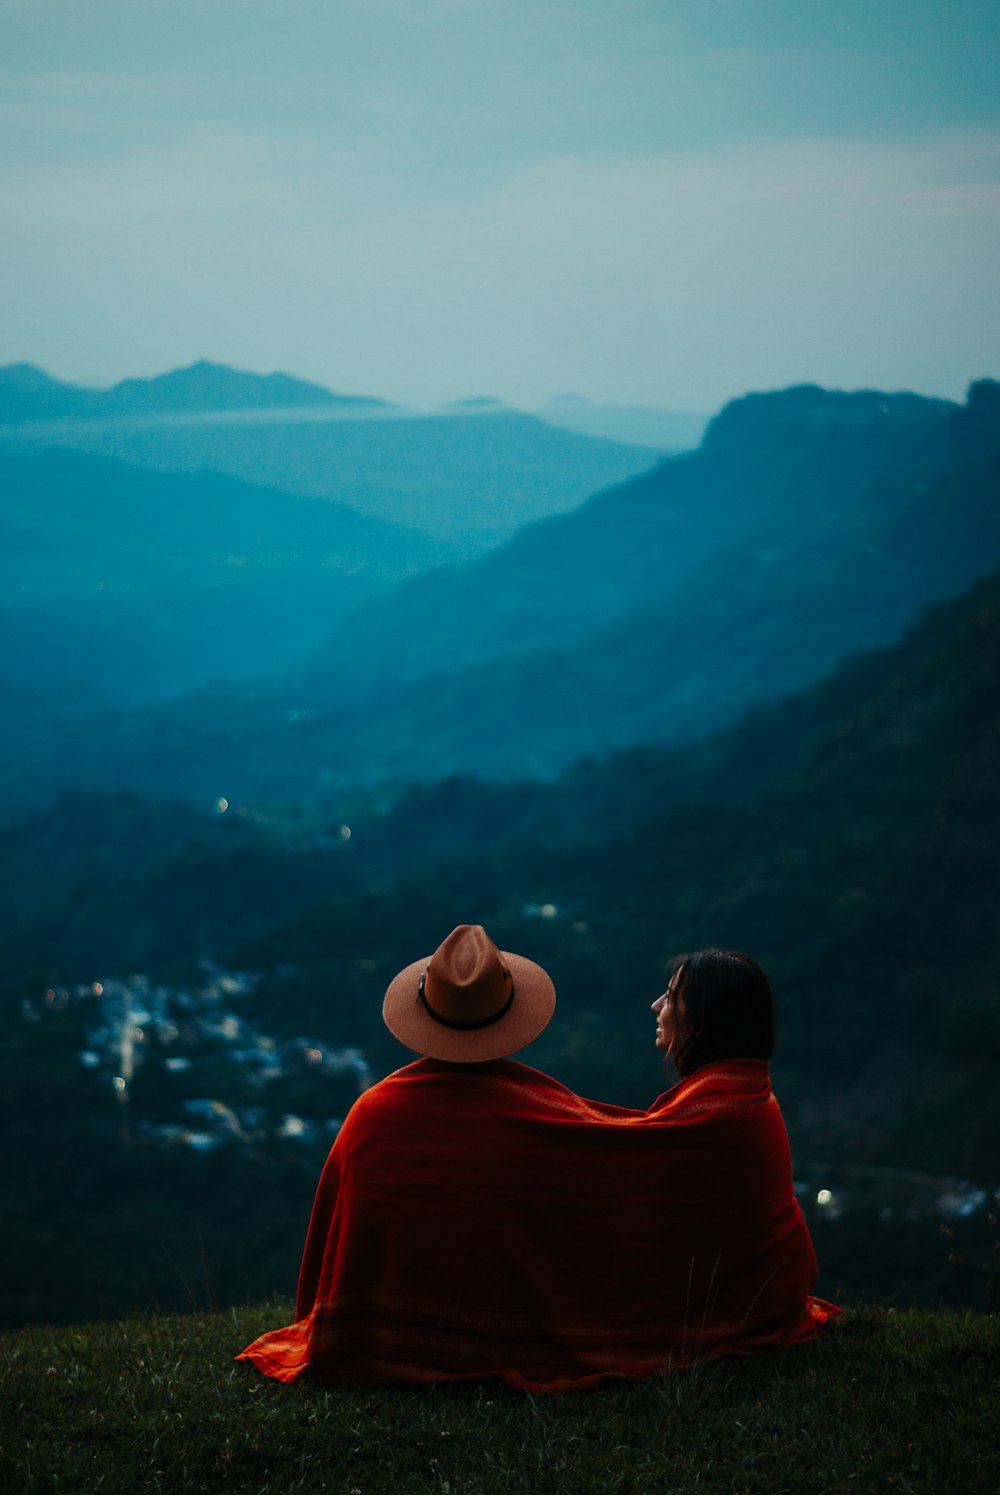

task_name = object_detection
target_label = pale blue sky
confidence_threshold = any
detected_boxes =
[2,0,998,410]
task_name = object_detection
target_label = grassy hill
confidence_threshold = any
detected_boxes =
[2,1306,998,1493]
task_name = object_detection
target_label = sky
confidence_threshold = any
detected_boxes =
[2,0,999,413]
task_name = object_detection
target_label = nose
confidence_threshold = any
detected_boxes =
[651,993,666,1014]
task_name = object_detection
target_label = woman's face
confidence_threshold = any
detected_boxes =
[651,968,687,1055]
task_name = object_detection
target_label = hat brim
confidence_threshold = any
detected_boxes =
[382,949,556,1063]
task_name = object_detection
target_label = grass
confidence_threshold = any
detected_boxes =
[2,1303,999,1494]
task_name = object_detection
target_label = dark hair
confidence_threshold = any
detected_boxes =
[668,948,775,1077]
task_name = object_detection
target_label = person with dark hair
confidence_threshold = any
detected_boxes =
[652,947,776,1078]
[639,946,835,1357]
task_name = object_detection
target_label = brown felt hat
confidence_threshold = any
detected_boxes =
[382,924,556,1062]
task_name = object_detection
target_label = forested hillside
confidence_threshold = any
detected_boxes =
[2,562,997,1325]
[4,560,997,1137]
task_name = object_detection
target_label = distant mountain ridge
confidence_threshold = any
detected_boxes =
[1,377,996,813]
[438,397,512,412]
[0,360,708,455]
[0,363,662,556]
[303,383,973,693]
[257,380,998,775]
[0,360,383,423]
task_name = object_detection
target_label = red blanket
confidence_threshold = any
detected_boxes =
[237,1059,837,1390]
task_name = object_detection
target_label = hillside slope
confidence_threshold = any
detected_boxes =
[5,379,993,810]
[0,447,450,716]
[0,365,661,555]
[2,560,997,1171]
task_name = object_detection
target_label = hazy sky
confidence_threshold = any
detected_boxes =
[2,0,998,411]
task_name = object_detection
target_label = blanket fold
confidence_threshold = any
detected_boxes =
[237,1058,837,1389]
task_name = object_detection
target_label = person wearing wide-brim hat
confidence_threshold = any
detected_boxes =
[382,922,556,1063]
[238,922,569,1386]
